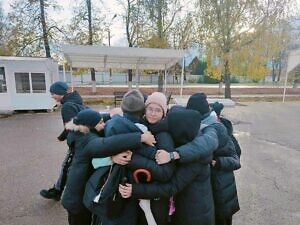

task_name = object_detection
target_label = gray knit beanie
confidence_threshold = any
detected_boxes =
[121,89,145,113]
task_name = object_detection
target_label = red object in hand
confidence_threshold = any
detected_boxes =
[133,169,152,183]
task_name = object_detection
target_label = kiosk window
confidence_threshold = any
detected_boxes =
[0,67,7,93]
[15,73,30,93]
[32,73,46,93]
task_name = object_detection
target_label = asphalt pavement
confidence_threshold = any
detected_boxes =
[0,102,299,225]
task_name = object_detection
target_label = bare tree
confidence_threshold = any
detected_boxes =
[6,0,61,57]
[66,0,105,93]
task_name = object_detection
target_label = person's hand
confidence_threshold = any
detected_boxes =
[141,132,156,146]
[155,150,170,164]
[119,183,132,198]
[211,160,216,167]
[112,151,132,165]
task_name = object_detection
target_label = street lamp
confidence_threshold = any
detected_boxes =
[108,14,117,84]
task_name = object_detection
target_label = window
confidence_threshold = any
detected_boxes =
[32,73,46,93]
[15,73,30,93]
[0,67,7,93]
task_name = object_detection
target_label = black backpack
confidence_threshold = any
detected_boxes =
[220,117,241,157]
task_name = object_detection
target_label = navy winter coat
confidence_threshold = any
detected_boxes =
[211,133,240,218]
[103,114,175,225]
[132,125,219,225]
[61,130,142,214]
[57,91,86,141]
[202,112,241,219]
[60,91,85,123]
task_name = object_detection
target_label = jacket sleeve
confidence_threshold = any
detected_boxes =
[132,162,203,199]
[176,126,218,164]
[57,129,69,141]
[231,134,241,157]
[215,140,241,171]
[61,102,78,123]
[85,133,142,158]
[130,132,175,182]
[130,154,175,182]
[134,145,156,159]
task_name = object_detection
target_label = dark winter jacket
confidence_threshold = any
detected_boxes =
[57,91,86,141]
[61,130,142,214]
[132,124,219,225]
[202,112,241,219]
[104,114,176,225]
[60,91,84,123]
[220,117,242,157]
[211,140,240,218]
[132,120,176,225]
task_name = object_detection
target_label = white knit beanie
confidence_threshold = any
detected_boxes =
[145,92,168,116]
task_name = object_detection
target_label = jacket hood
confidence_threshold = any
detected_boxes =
[104,114,141,137]
[200,111,218,130]
[61,91,83,105]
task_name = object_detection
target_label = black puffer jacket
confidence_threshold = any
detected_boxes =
[132,125,219,225]
[61,130,142,214]
[105,114,175,182]
[105,114,175,225]
[211,135,240,218]
[60,91,85,123]
[57,91,87,141]
[202,112,241,218]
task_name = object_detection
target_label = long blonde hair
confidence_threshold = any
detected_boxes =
[65,119,90,134]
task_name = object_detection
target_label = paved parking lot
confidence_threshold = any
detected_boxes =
[0,102,299,225]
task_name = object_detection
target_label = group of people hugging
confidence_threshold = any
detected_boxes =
[44,82,241,225]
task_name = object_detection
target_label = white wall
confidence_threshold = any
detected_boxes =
[0,57,58,110]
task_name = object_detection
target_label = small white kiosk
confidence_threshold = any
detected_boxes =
[0,56,59,111]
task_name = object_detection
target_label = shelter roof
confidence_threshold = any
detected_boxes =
[61,44,186,70]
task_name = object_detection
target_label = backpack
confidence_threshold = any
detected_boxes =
[220,117,241,157]
[83,164,128,219]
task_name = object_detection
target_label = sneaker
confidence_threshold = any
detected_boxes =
[40,187,61,201]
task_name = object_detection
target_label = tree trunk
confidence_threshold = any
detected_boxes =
[128,69,133,90]
[127,40,133,90]
[224,59,231,99]
[218,80,223,95]
[87,0,93,46]
[157,0,163,39]
[87,0,96,93]
[158,71,163,92]
[277,60,282,82]
[39,0,51,58]
[91,68,96,93]
[272,61,276,82]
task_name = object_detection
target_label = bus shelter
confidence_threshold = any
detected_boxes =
[61,44,186,95]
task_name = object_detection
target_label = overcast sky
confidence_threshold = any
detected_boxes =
[2,0,300,46]
[1,0,127,46]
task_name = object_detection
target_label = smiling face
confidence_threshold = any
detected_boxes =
[145,103,164,124]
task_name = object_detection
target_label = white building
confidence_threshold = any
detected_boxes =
[0,56,59,111]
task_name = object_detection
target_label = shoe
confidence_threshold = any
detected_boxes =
[40,187,61,201]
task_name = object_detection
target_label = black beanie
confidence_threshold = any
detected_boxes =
[50,81,68,96]
[186,93,210,115]
[73,109,102,128]
[210,101,224,117]
[121,89,145,113]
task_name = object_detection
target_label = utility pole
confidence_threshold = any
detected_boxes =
[108,14,117,84]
